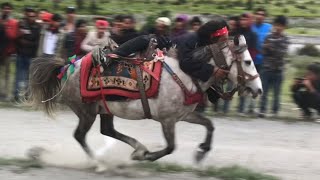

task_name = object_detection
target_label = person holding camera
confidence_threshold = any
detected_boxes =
[292,63,320,120]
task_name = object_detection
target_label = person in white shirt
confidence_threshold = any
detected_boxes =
[81,19,110,53]
[41,13,63,56]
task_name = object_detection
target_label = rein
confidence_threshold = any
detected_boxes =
[207,40,259,98]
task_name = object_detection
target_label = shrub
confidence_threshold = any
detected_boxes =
[298,44,320,57]
[282,8,289,13]
[217,5,226,9]
[275,2,284,7]
[233,0,244,7]
[310,9,318,14]
[158,0,167,5]
[295,5,308,10]
[306,1,315,5]
[286,0,296,4]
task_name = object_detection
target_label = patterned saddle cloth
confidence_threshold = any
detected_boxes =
[80,53,162,102]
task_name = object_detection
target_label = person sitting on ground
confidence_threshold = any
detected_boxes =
[292,63,320,120]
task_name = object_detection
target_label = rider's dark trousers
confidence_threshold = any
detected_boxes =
[113,35,150,57]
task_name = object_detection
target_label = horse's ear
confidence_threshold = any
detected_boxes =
[238,35,247,45]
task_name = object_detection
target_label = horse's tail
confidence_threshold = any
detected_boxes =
[28,55,65,116]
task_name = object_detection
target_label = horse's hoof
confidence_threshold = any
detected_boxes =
[26,146,46,160]
[194,149,207,163]
[95,164,108,173]
[92,159,108,173]
[131,149,148,161]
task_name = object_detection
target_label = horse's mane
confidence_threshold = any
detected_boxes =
[167,47,178,59]
[166,46,212,63]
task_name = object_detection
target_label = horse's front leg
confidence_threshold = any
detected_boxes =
[100,114,149,160]
[144,120,176,161]
[182,112,215,163]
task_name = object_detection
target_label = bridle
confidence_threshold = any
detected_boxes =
[207,38,260,98]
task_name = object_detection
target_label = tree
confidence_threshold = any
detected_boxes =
[90,0,97,14]
[247,0,253,10]
[76,0,84,10]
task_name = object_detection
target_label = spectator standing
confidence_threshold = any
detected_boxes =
[40,13,63,56]
[189,16,202,32]
[110,14,123,45]
[110,15,139,45]
[259,15,289,118]
[14,8,41,101]
[119,15,139,44]
[251,7,272,73]
[81,20,110,53]
[222,16,240,114]
[143,17,171,36]
[63,7,76,33]
[292,63,320,120]
[0,2,18,100]
[237,13,258,115]
[62,19,88,59]
[171,14,189,43]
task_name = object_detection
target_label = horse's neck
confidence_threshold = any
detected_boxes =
[164,56,213,93]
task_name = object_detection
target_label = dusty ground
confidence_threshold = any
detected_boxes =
[0,108,319,180]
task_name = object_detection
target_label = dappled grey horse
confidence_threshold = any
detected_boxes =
[28,35,262,169]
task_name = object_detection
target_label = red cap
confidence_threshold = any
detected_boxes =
[211,26,228,37]
[95,20,109,28]
[40,12,53,22]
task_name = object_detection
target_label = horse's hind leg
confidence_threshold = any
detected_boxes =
[73,111,97,158]
[182,112,215,163]
[100,114,148,160]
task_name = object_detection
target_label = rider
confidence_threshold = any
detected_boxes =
[112,17,172,57]
[110,18,229,103]
[176,18,230,103]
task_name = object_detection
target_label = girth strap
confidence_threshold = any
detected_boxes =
[135,65,152,119]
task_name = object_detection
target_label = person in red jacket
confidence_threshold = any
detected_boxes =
[0,2,18,100]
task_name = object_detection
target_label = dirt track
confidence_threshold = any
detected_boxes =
[0,108,320,180]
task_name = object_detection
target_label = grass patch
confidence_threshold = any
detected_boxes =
[0,157,42,169]
[134,162,280,180]
[1,0,320,17]
[198,165,279,180]
[286,27,320,36]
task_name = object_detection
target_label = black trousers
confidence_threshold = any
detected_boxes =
[292,90,320,116]
[113,35,151,57]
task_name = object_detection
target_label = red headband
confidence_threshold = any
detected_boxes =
[95,20,109,28]
[211,26,228,37]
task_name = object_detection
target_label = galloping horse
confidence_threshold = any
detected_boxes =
[28,35,262,168]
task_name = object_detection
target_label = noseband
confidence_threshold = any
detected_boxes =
[207,41,259,98]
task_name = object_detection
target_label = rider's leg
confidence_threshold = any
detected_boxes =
[113,35,151,57]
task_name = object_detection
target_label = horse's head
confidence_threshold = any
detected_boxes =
[208,35,263,98]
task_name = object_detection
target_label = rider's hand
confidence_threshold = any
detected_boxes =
[213,67,228,82]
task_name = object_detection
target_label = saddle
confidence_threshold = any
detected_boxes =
[80,43,163,102]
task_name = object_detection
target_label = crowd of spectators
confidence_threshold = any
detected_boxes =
[0,2,318,120]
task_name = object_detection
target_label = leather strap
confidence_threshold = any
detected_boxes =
[135,65,152,119]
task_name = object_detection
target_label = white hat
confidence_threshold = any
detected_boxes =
[155,17,172,26]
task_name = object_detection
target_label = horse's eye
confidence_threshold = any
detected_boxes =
[244,60,251,66]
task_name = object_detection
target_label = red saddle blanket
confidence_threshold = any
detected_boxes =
[80,53,162,102]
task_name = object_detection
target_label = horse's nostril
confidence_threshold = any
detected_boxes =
[258,88,263,94]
